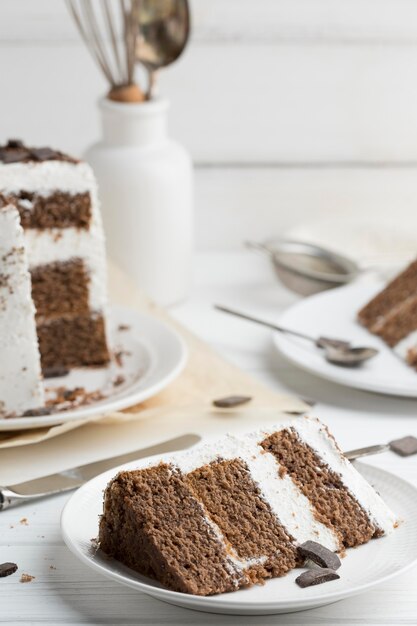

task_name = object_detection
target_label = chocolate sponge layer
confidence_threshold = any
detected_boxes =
[99,464,244,596]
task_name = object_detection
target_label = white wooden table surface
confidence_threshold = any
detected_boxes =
[1,251,417,626]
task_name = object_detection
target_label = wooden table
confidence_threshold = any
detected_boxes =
[1,251,416,625]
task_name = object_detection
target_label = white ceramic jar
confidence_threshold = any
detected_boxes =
[85,97,193,306]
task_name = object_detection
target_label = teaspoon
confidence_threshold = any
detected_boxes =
[134,0,190,99]
[215,305,379,367]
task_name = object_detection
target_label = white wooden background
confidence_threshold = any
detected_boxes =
[2,0,417,247]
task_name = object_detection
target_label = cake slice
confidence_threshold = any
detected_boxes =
[99,416,397,596]
[0,139,109,372]
[0,196,44,417]
[358,259,417,367]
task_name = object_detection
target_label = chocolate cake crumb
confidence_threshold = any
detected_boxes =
[19,518,28,526]
[295,568,340,588]
[22,407,53,417]
[212,395,252,408]
[43,366,70,379]
[297,540,341,570]
[45,385,104,412]
[19,573,35,583]
[0,562,18,578]
[113,375,125,387]
[118,324,130,332]
[114,351,124,367]
[390,436,417,457]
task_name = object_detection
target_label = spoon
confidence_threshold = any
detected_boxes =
[134,0,190,99]
[214,305,379,367]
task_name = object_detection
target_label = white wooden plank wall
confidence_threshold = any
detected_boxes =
[1,0,417,248]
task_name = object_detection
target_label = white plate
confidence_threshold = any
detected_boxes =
[0,305,187,431]
[274,280,417,397]
[61,453,417,616]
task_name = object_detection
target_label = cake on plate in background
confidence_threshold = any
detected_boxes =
[358,259,417,367]
[0,140,110,418]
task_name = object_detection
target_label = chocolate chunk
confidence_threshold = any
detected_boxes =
[0,562,18,578]
[298,540,341,570]
[212,395,252,408]
[390,436,417,457]
[6,139,24,149]
[43,366,70,379]
[0,149,30,163]
[22,407,53,417]
[30,147,57,161]
[296,568,340,588]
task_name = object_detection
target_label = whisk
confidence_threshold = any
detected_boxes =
[66,0,144,102]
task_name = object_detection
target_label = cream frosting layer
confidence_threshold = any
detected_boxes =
[0,204,44,416]
[0,161,95,194]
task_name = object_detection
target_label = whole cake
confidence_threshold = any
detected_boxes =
[0,140,109,418]
[358,259,417,367]
[99,416,397,596]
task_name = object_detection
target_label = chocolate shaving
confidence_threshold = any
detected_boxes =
[43,366,70,379]
[297,540,341,570]
[212,395,252,408]
[390,436,417,457]
[0,562,18,578]
[296,568,340,588]
[30,147,57,161]
[0,139,78,164]
[7,139,24,149]
[0,149,30,164]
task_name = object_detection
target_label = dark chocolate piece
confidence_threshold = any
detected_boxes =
[7,139,24,149]
[43,366,70,379]
[22,407,53,417]
[390,436,417,457]
[30,147,57,161]
[297,540,341,570]
[212,395,252,408]
[0,149,30,164]
[0,562,18,578]
[295,568,340,588]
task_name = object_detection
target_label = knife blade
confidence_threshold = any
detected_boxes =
[0,434,199,510]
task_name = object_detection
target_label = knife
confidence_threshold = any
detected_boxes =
[0,434,199,511]
[0,439,390,511]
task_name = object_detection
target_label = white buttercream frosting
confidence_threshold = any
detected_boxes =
[0,203,44,416]
[0,160,95,194]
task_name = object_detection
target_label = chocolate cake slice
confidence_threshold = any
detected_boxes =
[99,416,398,596]
[358,259,417,367]
[0,140,110,418]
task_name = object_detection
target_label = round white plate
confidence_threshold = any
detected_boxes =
[61,454,417,616]
[274,280,417,397]
[0,305,187,431]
